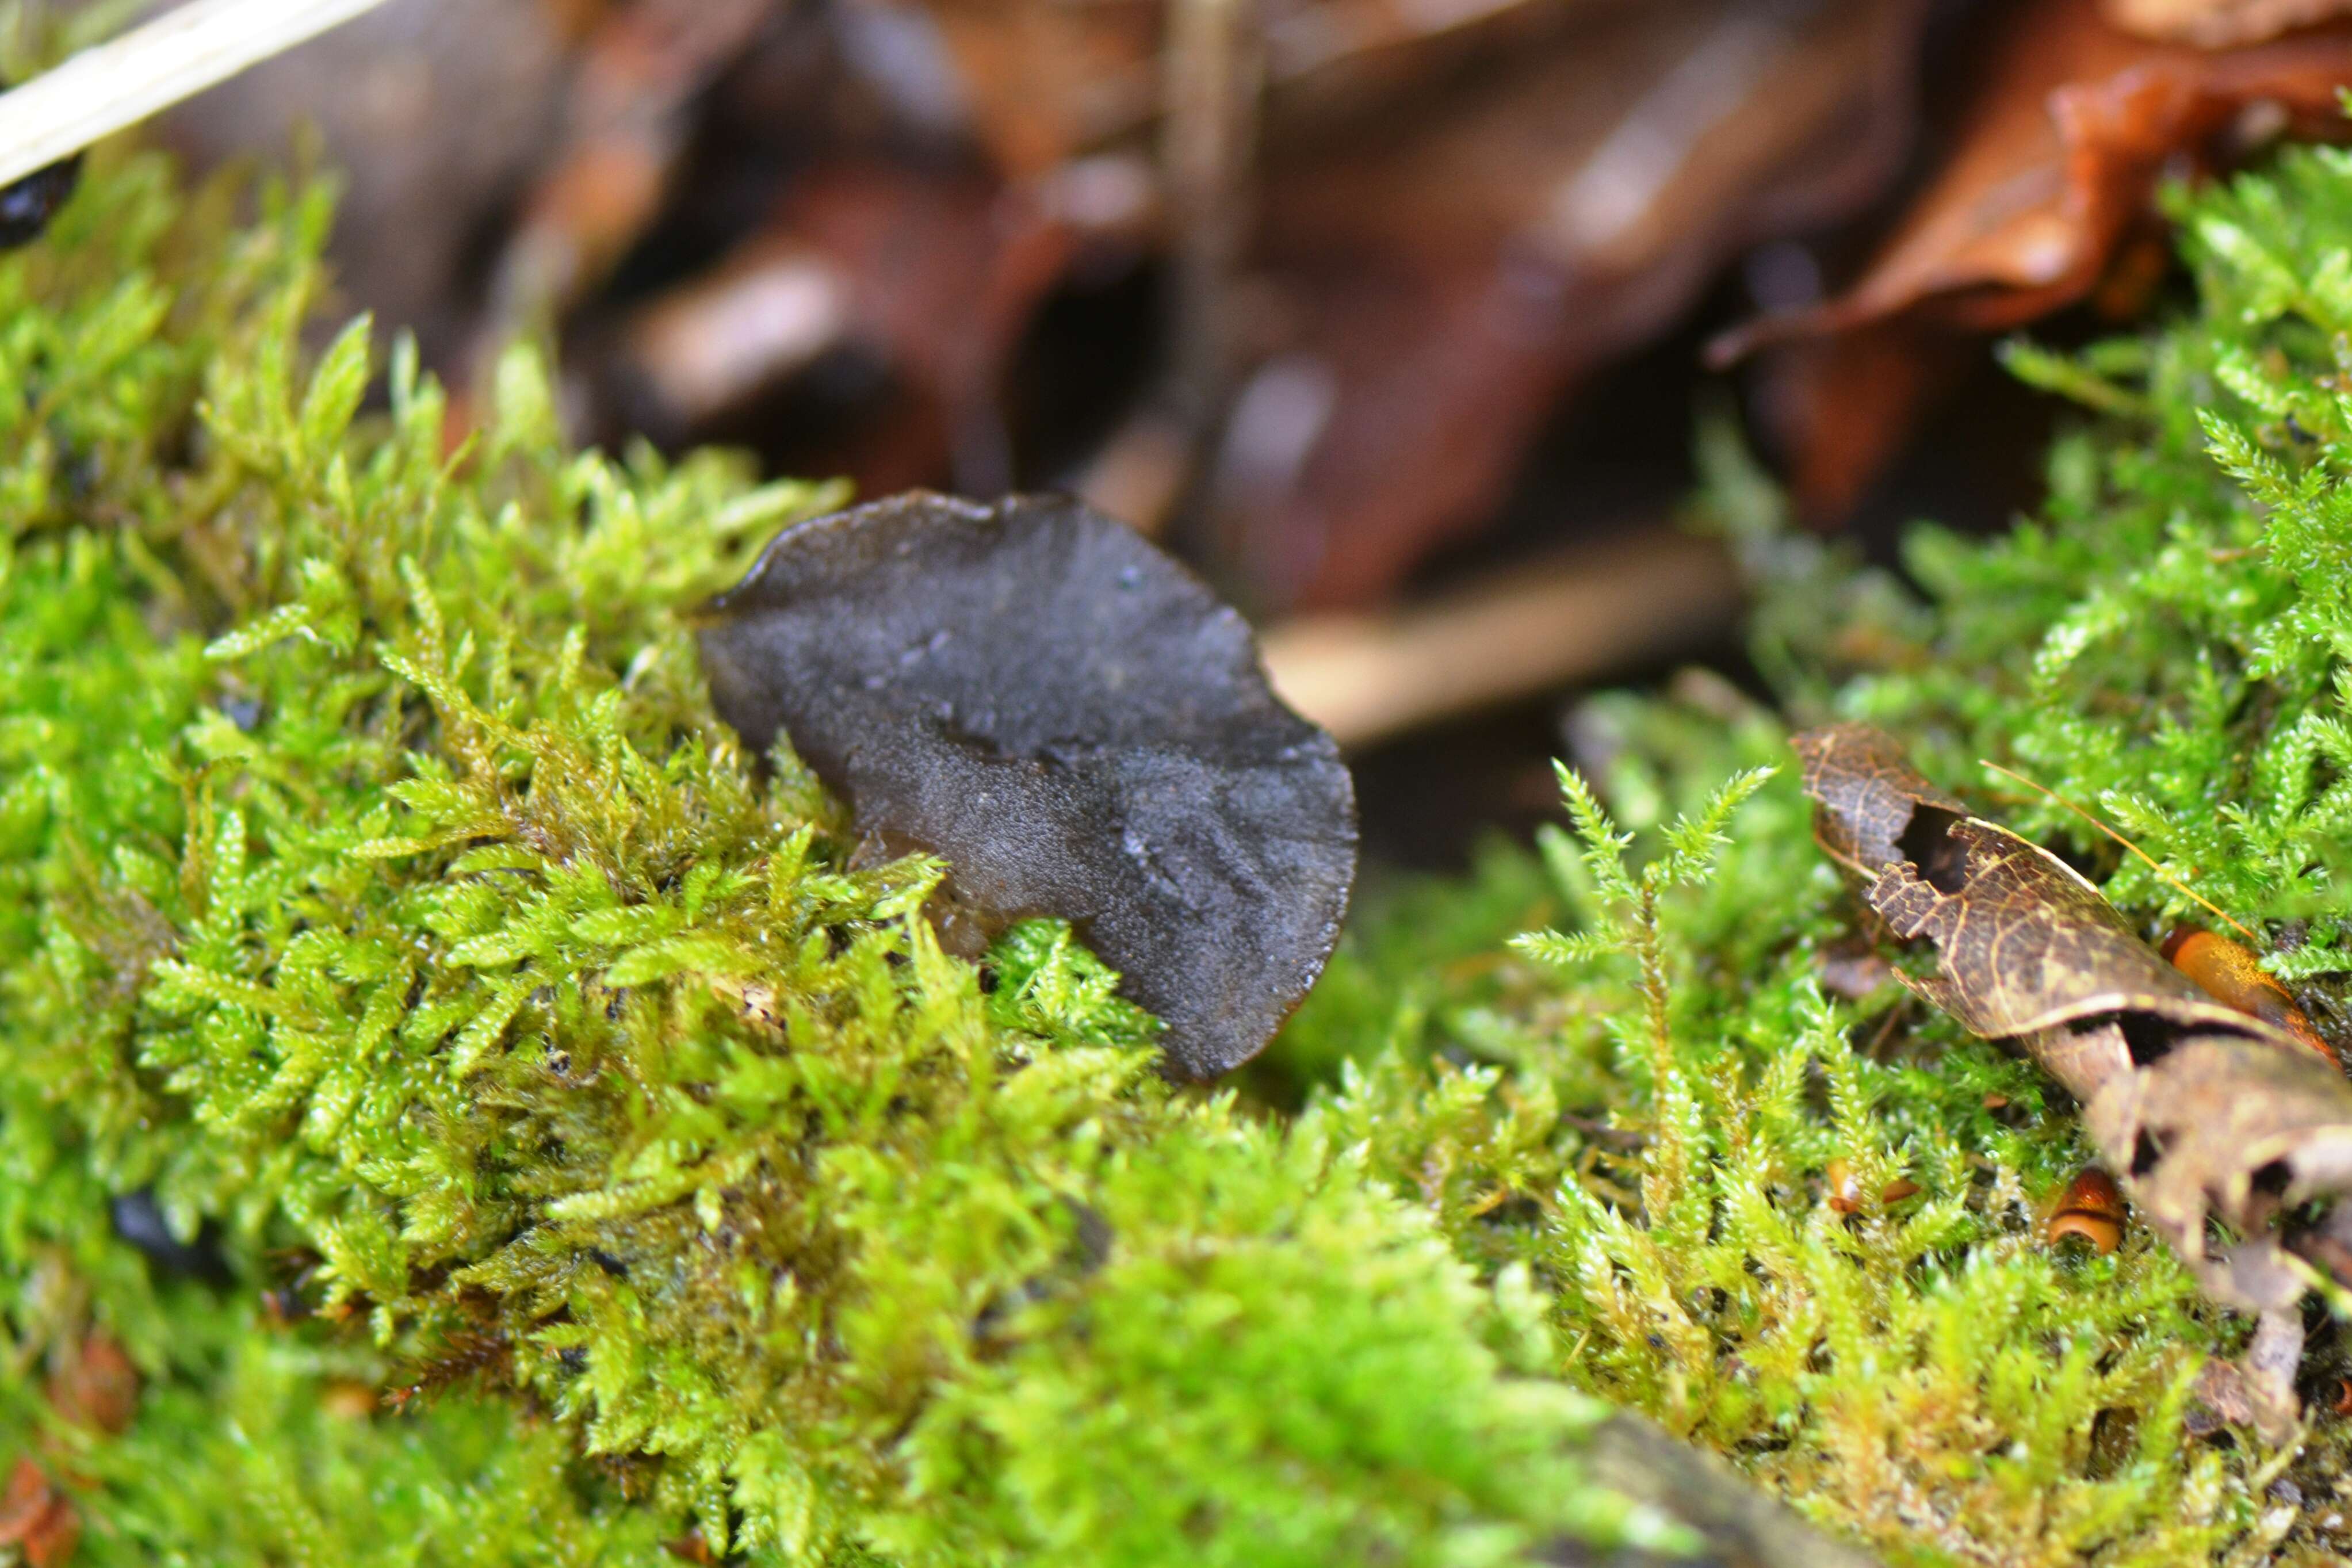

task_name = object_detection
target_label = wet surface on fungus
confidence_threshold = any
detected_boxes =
[697,491,1357,1079]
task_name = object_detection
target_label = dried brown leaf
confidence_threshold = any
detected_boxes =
[1792,723,1967,878]
[1798,722,2352,1435]
[2087,1036,2352,1272]
[1864,818,2256,1052]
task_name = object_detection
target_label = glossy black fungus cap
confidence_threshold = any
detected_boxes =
[0,152,80,250]
[697,491,1357,1079]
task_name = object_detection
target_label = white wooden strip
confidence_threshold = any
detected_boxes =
[0,0,395,190]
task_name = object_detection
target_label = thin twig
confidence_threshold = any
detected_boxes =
[1979,759,2258,942]
[0,0,394,189]
[1161,0,1260,424]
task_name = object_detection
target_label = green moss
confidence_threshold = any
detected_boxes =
[18,117,2352,1568]
[3,1302,678,1566]
[0,149,1673,1565]
[1298,753,2247,1566]
[1269,143,2352,1564]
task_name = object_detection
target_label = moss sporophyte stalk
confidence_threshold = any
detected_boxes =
[10,133,2352,1565]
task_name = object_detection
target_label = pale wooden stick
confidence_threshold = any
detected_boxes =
[0,0,394,190]
[1260,529,1742,748]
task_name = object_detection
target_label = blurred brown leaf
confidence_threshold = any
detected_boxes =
[2105,0,2352,45]
[915,0,1582,179]
[1222,0,1925,608]
[1745,323,1979,523]
[1798,722,2352,1439]
[141,0,2049,613]
[918,0,1161,176]
[159,0,573,368]
[1718,0,2352,524]
[480,0,775,344]
[588,0,1923,610]
[607,157,1084,496]
[1716,0,2352,356]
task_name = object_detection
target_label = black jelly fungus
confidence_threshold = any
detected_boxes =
[0,152,82,249]
[696,491,1358,1079]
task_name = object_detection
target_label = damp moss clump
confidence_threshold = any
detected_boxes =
[0,155,1672,1563]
